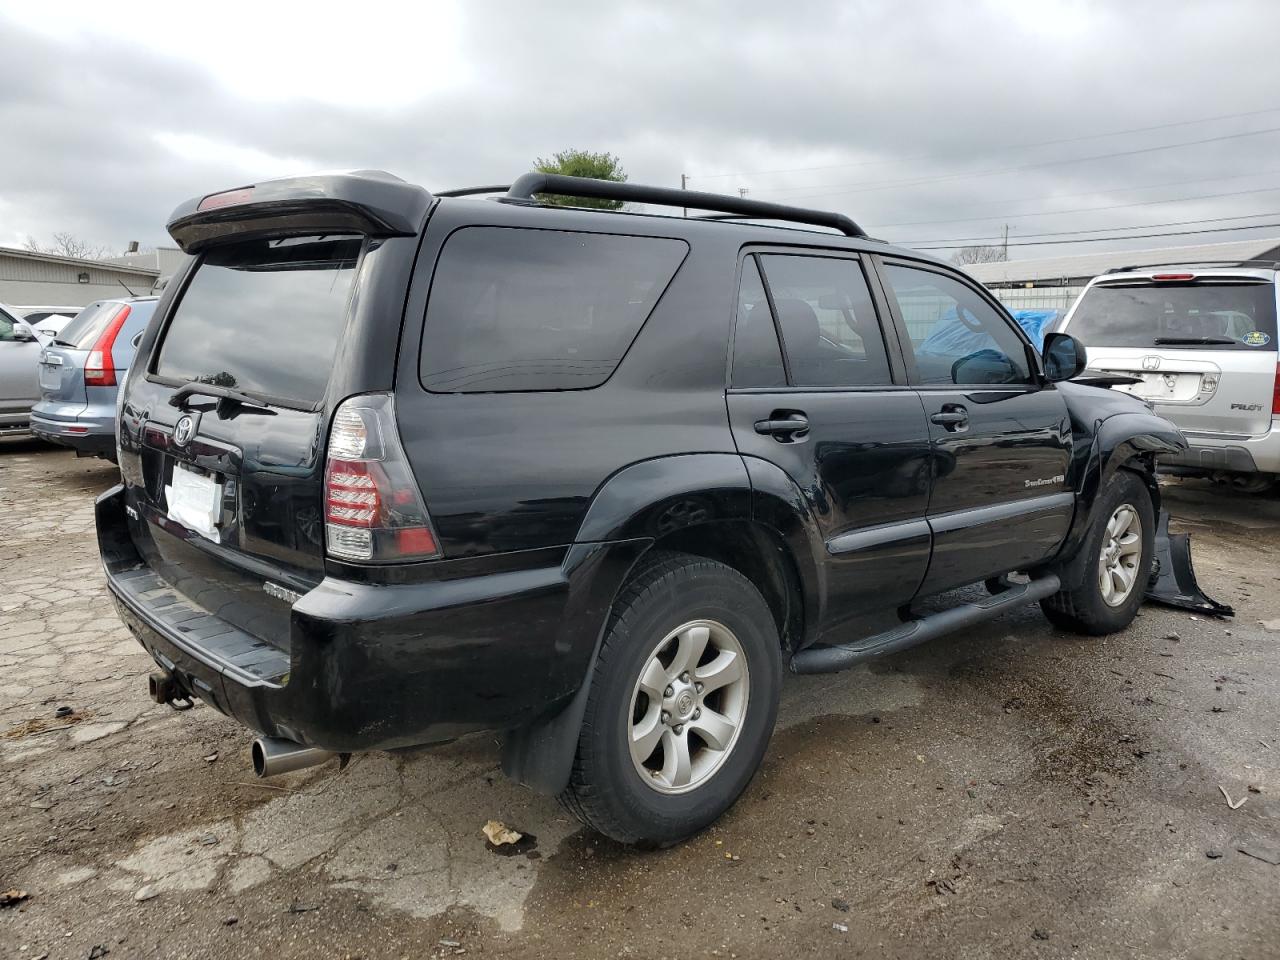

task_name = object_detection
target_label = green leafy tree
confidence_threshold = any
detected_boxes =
[533,149,627,209]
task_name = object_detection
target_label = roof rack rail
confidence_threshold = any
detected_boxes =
[501,173,866,238]
[434,185,511,198]
[1105,259,1280,274]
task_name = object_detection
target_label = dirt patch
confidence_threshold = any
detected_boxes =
[4,710,92,739]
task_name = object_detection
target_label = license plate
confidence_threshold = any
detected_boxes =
[38,364,61,391]
[166,464,223,542]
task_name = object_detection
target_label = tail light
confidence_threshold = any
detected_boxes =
[1273,362,1280,416]
[83,304,131,386]
[324,393,440,562]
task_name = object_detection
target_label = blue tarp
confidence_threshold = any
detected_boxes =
[1008,309,1061,349]
[918,308,1060,358]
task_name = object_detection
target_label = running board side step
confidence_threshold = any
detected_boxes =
[790,574,1062,675]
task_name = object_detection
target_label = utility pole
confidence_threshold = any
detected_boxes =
[1002,223,1009,260]
[681,173,688,217]
[738,188,748,198]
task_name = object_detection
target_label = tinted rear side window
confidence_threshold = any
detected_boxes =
[154,236,362,406]
[731,257,786,388]
[420,227,688,392]
[55,302,121,348]
[758,254,892,388]
[1068,280,1278,350]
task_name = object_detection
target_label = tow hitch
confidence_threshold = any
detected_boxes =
[148,671,193,711]
[1145,511,1234,618]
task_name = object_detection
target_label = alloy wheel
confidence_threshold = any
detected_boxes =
[628,619,750,795]
[1098,503,1142,607]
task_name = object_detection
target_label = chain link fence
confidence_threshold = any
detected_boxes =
[988,286,1084,313]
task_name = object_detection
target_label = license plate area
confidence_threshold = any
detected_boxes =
[38,362,62,391]
[1108,370,1201,402]
[166,463,224,543]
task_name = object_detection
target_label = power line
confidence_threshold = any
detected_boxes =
[867,183,1280,230]
[911,221,1280,251]
[763,125,1280,201]
[898,210,1280,246]
[686,105,1280,181]
[855,170,1280,227]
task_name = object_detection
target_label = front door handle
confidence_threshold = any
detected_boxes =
[930,405,969,431]
[754,412,810,441]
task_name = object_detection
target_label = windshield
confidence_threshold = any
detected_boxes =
[1069,280,1277,350]
[154,235,362,407]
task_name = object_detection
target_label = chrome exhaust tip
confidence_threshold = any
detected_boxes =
[251,736,336,778]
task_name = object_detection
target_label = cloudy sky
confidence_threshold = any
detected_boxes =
[4,0,1280,261]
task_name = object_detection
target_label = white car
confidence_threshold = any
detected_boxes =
[0,302,84,437]
[1059,262,1279,492]
[15,304,81,340]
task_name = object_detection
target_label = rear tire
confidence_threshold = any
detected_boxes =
[1041,471,1154,635]
[560,552,782,845]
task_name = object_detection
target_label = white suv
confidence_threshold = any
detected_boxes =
[1059,262,1279,492]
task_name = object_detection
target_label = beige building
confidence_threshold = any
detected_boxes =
[0,245,186,308]
[961,237,1280,313]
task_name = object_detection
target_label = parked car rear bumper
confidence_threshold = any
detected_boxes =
[1158,419,1280,474]
[95,484,593,753]
[30,402,116,456]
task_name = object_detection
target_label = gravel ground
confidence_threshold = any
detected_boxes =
[2,438,1278,960]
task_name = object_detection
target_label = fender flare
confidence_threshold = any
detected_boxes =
[502,453,755,796]
[739,456,826,647]
[1052,412,1185,588]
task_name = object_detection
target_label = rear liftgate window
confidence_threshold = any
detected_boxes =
[1070,281,1278,350]
[420,227,689,392]
[154,235,363,406]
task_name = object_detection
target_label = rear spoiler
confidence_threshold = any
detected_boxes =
[166,170,433,253]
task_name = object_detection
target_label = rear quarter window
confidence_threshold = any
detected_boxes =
[420,227,688,392]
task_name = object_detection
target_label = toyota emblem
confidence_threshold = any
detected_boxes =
[1141,356,1161,371]
[173,415,196,447]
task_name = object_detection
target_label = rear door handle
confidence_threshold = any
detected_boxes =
[754,413,810,441]
[930,405,969,431]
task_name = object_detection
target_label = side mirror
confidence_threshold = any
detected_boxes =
[10,325,37,343]
[1042,332,1087,382]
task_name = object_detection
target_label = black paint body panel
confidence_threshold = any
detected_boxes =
[99,171,1187,754]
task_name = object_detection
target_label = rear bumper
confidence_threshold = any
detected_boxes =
[96,484,634,752]
[30,402,116,456]
[1158,419,1280,474]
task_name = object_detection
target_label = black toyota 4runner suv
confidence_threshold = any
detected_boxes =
[97,171,1187,844]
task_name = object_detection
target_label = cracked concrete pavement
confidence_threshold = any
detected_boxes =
[2,438,1279,959]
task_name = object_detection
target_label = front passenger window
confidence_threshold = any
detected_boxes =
[882,264,1032,386]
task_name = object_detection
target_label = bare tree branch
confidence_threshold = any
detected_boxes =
[951,244,1008,265]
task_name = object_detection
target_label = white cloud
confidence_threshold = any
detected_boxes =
[3,0,470,108]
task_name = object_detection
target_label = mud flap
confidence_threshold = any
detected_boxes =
[1145,511,1234,617]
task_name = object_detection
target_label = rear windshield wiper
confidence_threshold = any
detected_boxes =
[1152,337,1237,345]
[169,381,276,413]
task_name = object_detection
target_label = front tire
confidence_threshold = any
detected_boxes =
[1041,471,1154,635]
[560,552,782,845]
